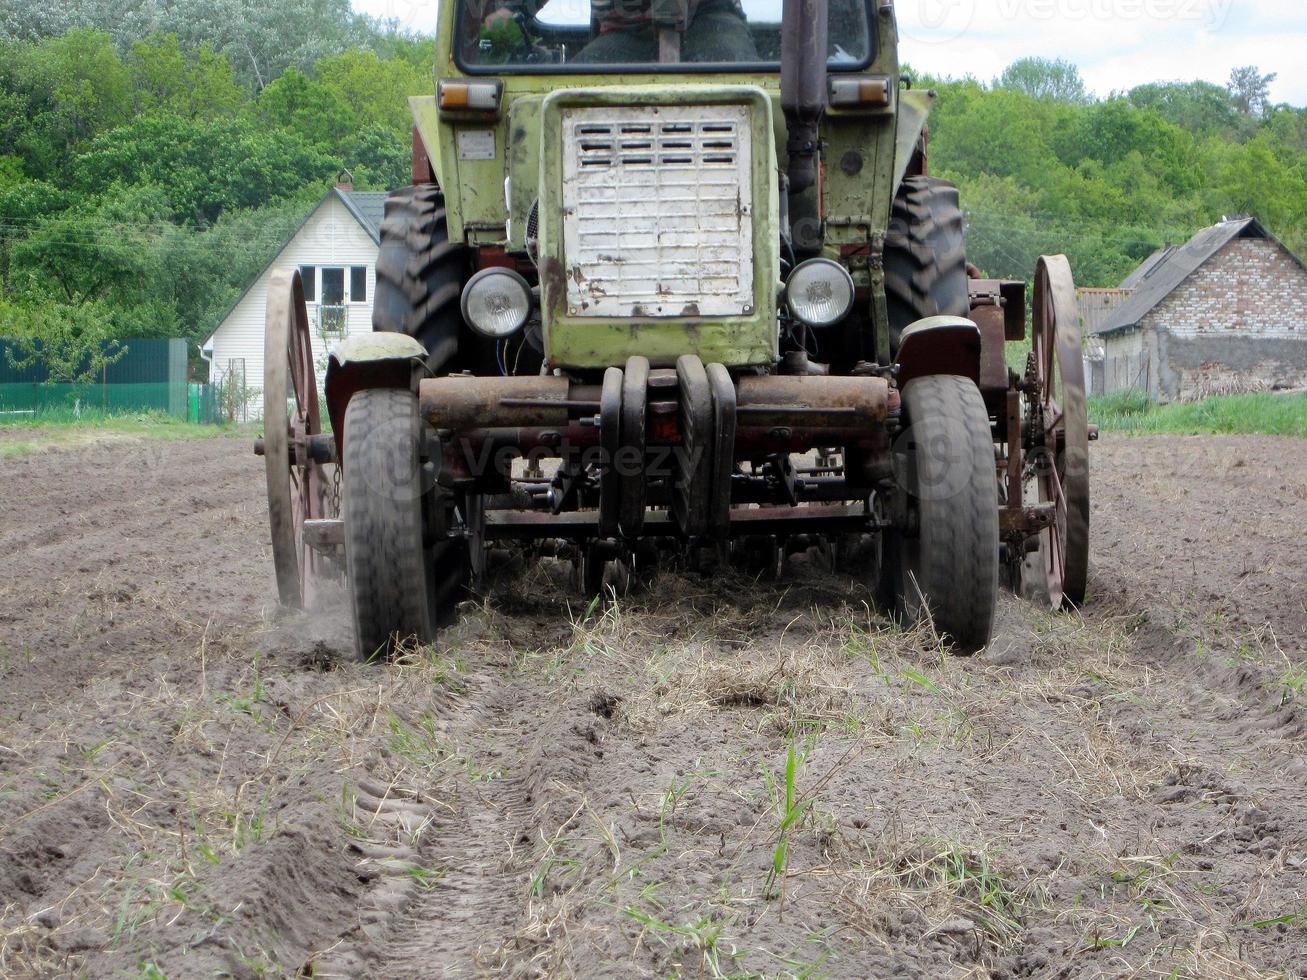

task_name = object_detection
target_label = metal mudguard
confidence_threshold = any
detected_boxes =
[324,333,429,449]
[892,89,934,193]
[896,315,982,388]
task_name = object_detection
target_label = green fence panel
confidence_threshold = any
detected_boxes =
[193,381,232,425]
[0,336,198,421]
[0,381,189,419]
[0,338,187,385]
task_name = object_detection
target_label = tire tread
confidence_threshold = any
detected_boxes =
[884,177,969,352]
[899,375,1000,652]
[344,389,432,660]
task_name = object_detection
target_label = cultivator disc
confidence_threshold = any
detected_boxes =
[1025,255,1090,609]
[263,269,335,609]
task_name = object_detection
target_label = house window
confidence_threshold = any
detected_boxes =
[321,268,345,306]
[299,265,316,301]
[350,266,367,304]
[318,268,348,339]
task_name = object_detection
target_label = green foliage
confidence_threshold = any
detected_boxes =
[0,0,399,89]
[10,184,172,307]
[254,67,359,148]
[0,296,124,383]
[1228,65,1278,118]
[337,123,416,191]
[0,29,132,173]
[1127,81,1244,136]
[920,63,1307,285]
[996,57,1089,105]
[314,48,429,135]
[127,33,243,119]
[1089,392,1307,438]
[72,115,337,225]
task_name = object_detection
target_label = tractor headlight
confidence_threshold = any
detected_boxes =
[461,268,532,339]
[785,259,855,328]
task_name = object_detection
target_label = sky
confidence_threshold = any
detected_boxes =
[351,0,1307,106]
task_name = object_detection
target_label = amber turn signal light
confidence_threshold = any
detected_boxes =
[828,75,892,109]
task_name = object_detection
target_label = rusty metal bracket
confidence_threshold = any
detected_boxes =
[620,356,650,538]
[999,503,1055,536]
[705,363,737,540]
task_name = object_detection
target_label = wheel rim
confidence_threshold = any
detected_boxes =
[1027,255,1090,609]
[264,268,329,609]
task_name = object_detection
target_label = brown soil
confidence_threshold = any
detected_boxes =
[1,433,1304,978]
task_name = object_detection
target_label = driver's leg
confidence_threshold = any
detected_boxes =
[683,1,757,62]
[572,25,658,63]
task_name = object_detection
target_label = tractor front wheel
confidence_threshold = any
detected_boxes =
[343,388,434,661]
[882,375,1000,653]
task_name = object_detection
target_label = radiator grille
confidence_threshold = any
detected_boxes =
[561,105,754,319]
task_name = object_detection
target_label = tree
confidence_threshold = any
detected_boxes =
[72,114,337,224]
[253,67,358,147]
[928,88,1061,191]
[1127,81,1241,135]
[128,33,243,118]
[314,48,428,135]
[8,185,173,307]
[0,175,70,283]
[1056,99,1203,197]
[1228,66,1277,117]
[996,57,1089,105]
[27,28,132,143]
[0,298,126,384]
[338,123,411,190]
[0,0,386,90]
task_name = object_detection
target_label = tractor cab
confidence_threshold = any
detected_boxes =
[457,0,873,70]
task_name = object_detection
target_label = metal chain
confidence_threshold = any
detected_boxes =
[329,463,342,517]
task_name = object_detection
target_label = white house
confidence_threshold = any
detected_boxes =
[203,175,388,418]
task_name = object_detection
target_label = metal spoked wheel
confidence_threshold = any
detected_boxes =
[264,268,332,609]
[1024,255,1090,609]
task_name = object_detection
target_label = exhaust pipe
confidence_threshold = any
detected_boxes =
[780,0,829,196]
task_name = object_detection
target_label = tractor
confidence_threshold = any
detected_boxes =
[260,0,1092,659]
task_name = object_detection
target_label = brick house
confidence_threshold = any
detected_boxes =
[1092,217,1307,400]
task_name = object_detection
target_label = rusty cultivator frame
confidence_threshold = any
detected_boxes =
[260,255,1093,657]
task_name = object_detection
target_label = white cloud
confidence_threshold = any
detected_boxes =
[354,0,438,32]
[897,0,1307,104]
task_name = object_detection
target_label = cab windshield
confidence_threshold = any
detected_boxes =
[457,0,875,72]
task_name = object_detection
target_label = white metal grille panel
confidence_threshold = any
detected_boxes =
[561,105,753,318]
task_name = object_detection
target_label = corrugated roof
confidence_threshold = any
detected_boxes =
[1119,247,1172,289]
[337,189,387,244]
[1095,217,1306,335]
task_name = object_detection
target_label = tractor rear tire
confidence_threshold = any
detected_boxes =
[884,177,969,354]
[374,185,466,373]
[344,388,434,661]
[883,375,999,653]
